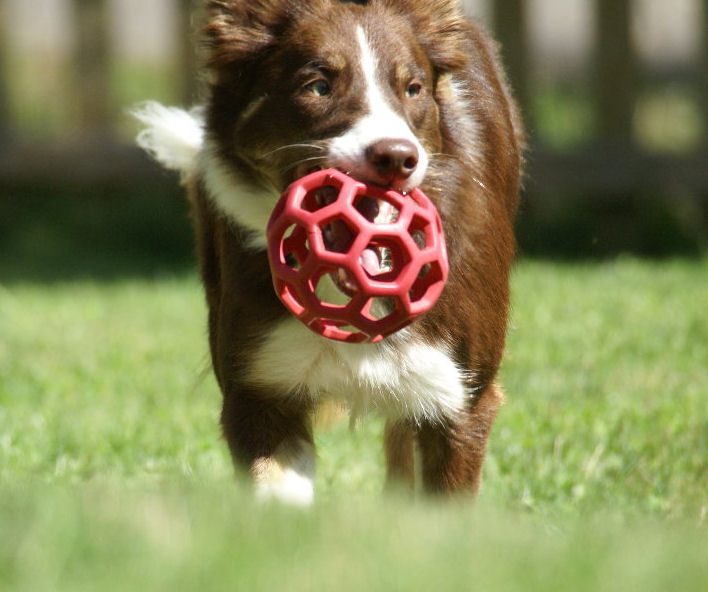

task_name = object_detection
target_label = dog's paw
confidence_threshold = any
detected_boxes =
[252,439,315,507]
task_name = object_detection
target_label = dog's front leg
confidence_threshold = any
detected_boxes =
[384,419,416,492]
[416,383,504,496]
[221,388,315,506]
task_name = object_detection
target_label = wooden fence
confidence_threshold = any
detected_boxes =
[493,0,708,199]
[1,0,707,201]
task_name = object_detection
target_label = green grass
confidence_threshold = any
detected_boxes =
[489,259,708,519]
[1,258,707,590]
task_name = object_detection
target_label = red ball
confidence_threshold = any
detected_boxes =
[266,169,448,343]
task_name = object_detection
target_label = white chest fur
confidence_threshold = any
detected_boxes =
[247,317,468,424]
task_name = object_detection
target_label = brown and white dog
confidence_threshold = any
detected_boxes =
[134,0,523,505]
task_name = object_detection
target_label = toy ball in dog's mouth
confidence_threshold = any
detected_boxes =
[266,168,449,343]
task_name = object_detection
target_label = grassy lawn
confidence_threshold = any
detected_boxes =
[1,258,707,590]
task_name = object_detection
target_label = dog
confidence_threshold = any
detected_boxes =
[134,0,523,505]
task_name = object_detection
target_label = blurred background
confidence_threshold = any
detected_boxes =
[1,0,707,282]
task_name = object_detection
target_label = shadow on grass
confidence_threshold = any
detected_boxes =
[516,189,707,259]
[0,179,196,284]
[2,177,706,285]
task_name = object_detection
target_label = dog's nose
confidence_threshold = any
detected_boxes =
[365,139,419,186]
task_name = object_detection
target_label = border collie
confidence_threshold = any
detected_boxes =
[134,0,523,505]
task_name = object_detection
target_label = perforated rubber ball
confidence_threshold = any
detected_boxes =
[266,168,448,343]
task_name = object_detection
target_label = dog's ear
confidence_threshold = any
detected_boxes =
[203,0,290,68]
[399,0,469,72]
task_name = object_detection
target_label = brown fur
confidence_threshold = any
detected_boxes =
[187,0,523,498]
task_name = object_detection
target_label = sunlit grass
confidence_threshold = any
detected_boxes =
[1,259,707,590]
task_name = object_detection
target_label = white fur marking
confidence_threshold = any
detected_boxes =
[239,95,268,125]
[132,102,204,176]
[254,439,315,507]
[328,26,429,190]
[248,318,467,423]
[200,139,277,248]
[446,76,482,166]
[133,103,273,247]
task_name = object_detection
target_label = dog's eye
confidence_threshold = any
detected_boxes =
[405,82,422,98]
[305,79,331,97]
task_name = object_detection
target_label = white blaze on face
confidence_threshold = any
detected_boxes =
[328,26,429,190]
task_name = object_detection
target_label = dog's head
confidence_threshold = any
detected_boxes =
[201,0,469,239]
